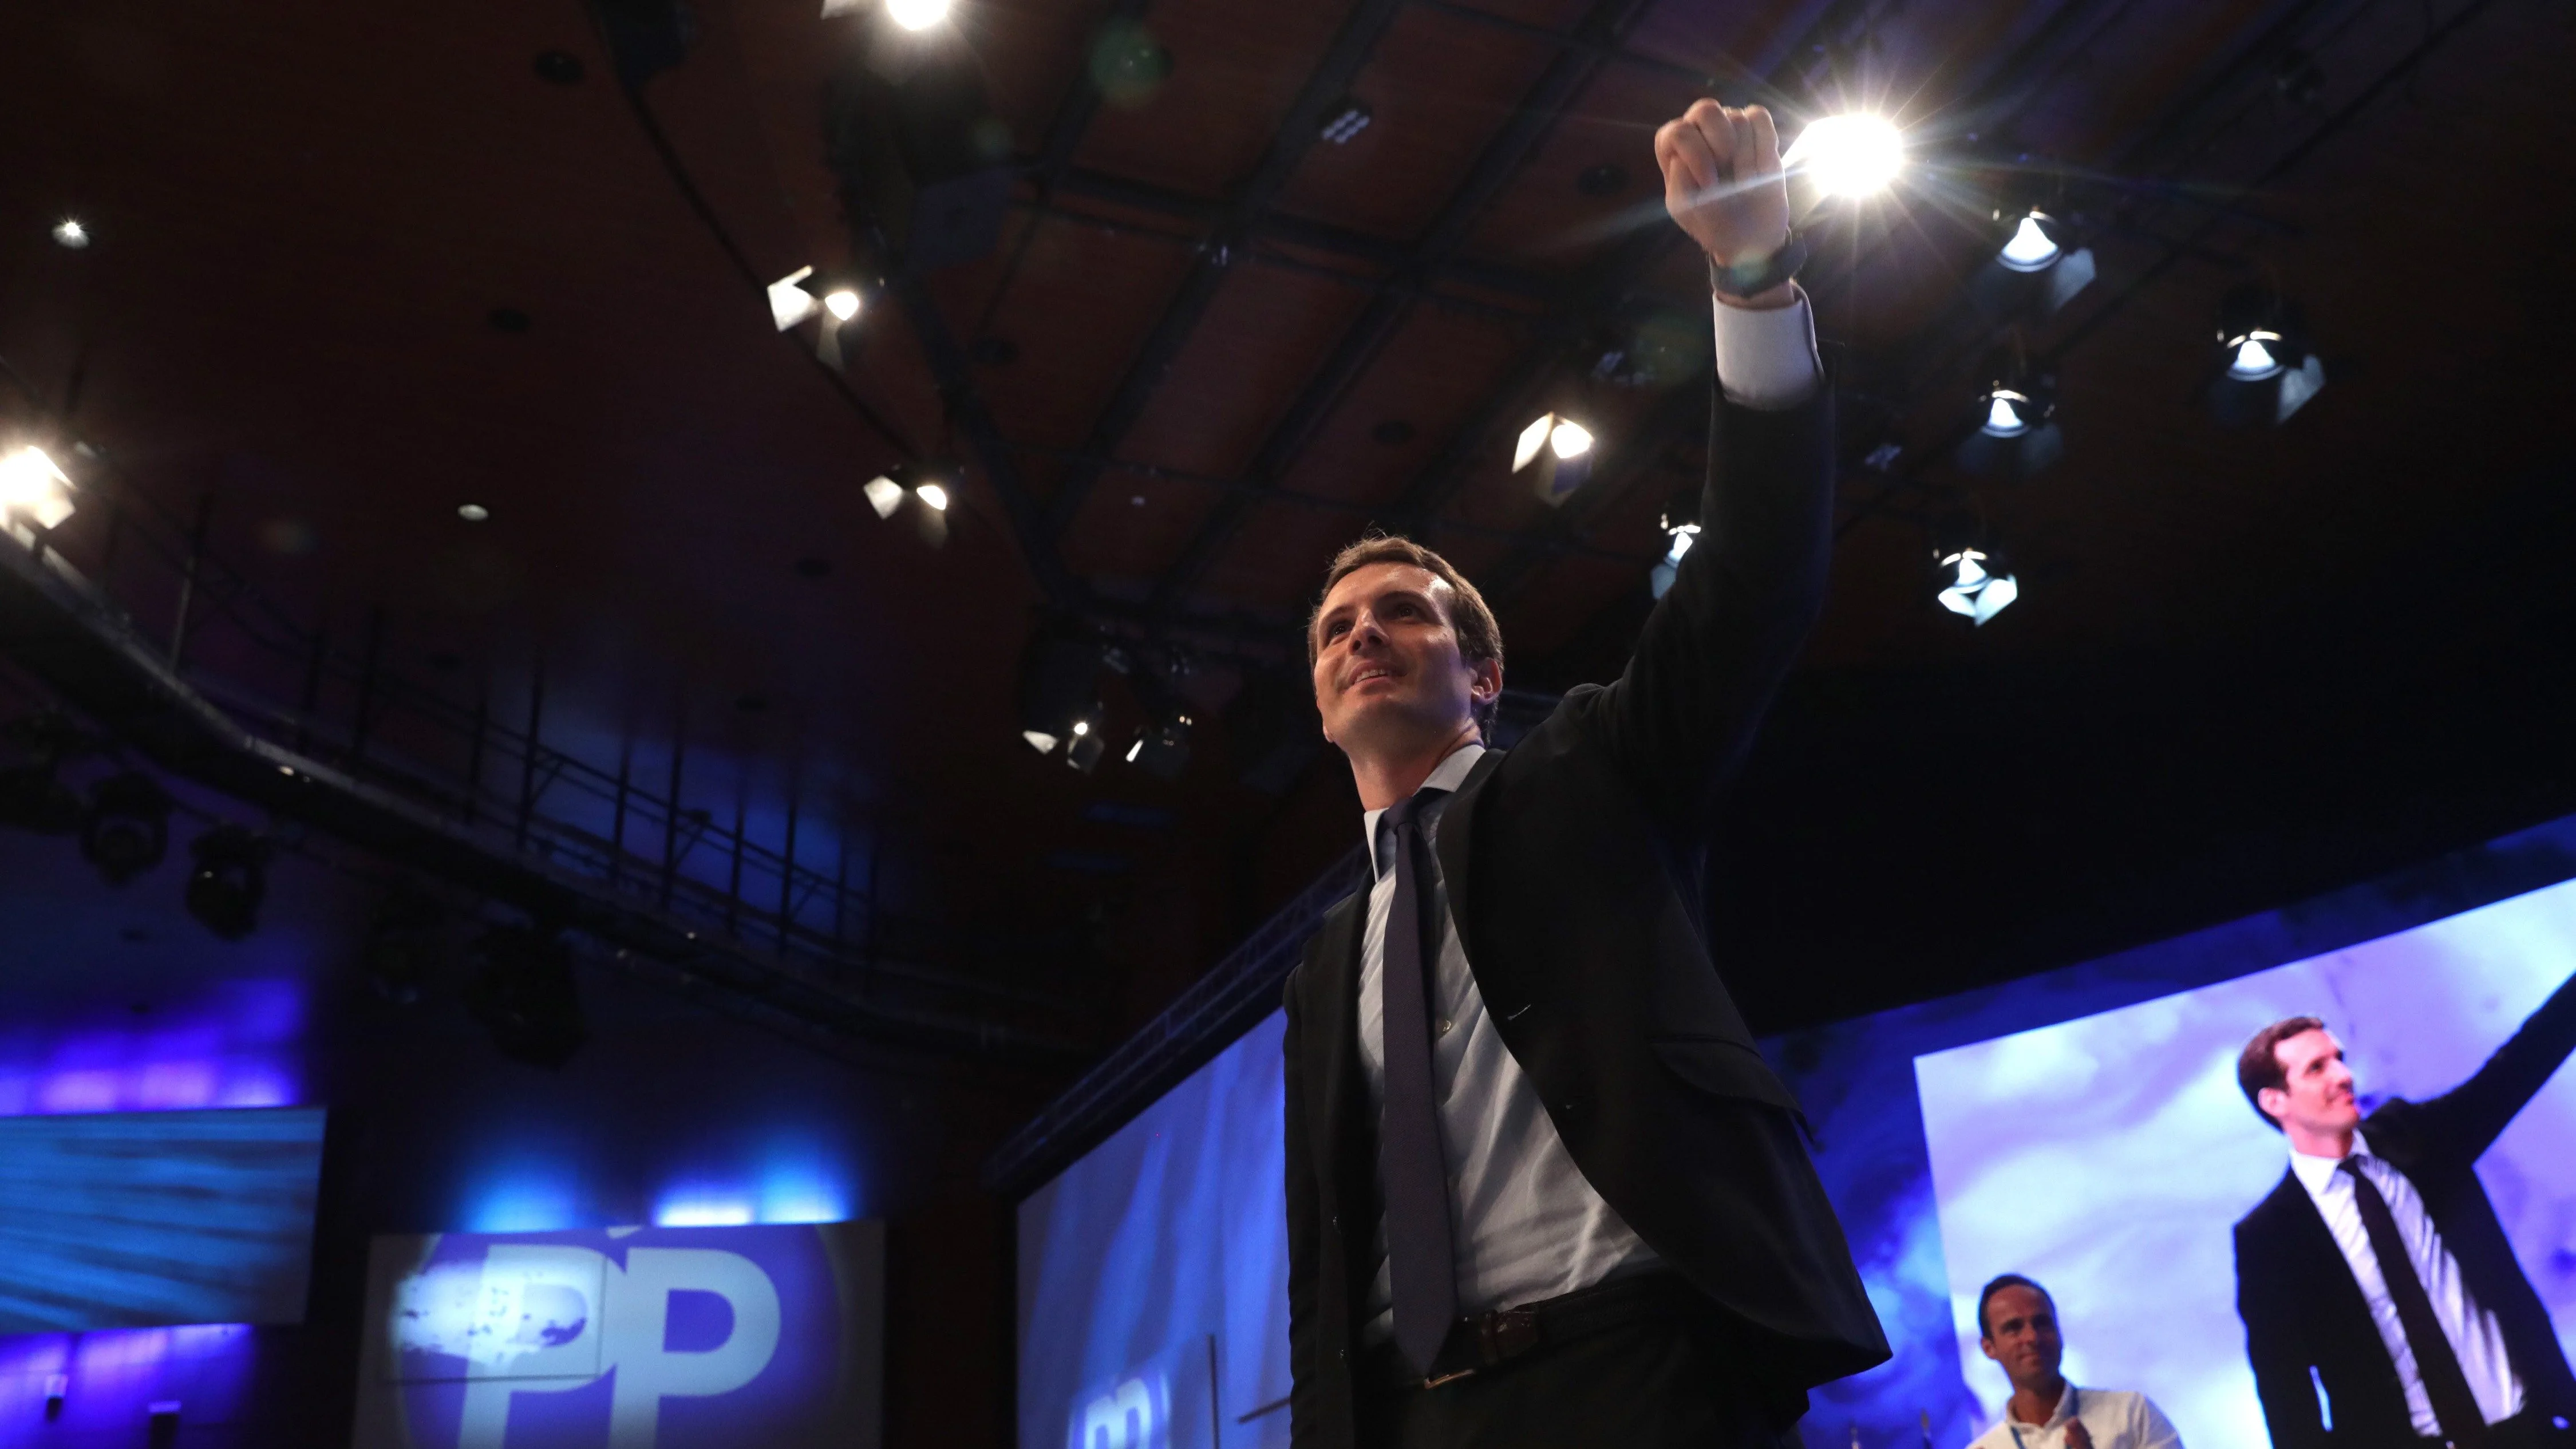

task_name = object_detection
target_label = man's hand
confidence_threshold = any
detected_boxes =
[1655,100,1794,309]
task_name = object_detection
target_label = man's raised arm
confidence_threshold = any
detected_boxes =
[1588,101,1836,822]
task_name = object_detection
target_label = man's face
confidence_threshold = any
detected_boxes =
[2261,1028,2360,1138]
[1979,1285,2064,1389]
[1310,562,1496,755]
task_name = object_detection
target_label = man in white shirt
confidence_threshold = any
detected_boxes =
[2231,990,2576,1449]
[1965,1274,2183,1449]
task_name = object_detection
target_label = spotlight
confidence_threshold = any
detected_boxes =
[2000,213,2060,271]
[51,219,90,250]
[0,713,88,835]
[885,0,951,30]
[184,826,271,941]
[1969,200,2095,317]
[1065,717,1106,774]
[465,925,584,1068]
[1955,363,2062,481]
[821,287,863,322]
[80,772,171,886]
[2207,284,2325,427]
[362,883,448,1005]
[456,503,490,522]
[1512,412,1595,506]
[1319,100,1372,145]
[862,461,955,518]
[1,445,77,530]
[1935,547,2019,626]
[1782,115,1903,216]
[1017,619,1103,757]
[1125,713,1192,781]
[768,266,823,330]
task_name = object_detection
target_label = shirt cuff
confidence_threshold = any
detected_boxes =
[1710,286,1822,411]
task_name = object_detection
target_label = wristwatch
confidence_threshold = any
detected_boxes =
[1708,233,1809,300]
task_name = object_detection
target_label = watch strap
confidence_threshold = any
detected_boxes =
[1708,233,1809,299]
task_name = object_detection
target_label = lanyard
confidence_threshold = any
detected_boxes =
[2007,1385,2078,1449]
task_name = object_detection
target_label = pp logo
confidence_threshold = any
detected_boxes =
[405,1244,783,1448]
[1070,1373,1167,1449]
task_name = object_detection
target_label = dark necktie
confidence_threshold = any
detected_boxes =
[1379,789,1455,1377]
[2340,1157,2487,1446]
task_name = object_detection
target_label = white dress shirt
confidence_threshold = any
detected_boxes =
[1355,743,1659,1342]
[1964,1385,2184,1449]
[2289,1146,2525,1432]
[1350,290,1820,1343]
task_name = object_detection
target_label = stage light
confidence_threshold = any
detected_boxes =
[2227,333,2282,380]
[1514,412,1594,506]
[1065,717,1106,774]
[2000,213,2061,272]
[1321,100,1372,146]
[1936,547,2019,626]
[1019,619,1102,758]
[361,883,447,1005]
[465,925,584,1068]
[1126,713,1192,781]
[886,0,950,30]
[915,481,951,511]
[456,503,489,522]
[52,219,90,250]
[1957,362,2062,480]
[768,266,821,330]
[1982,390,2033,437]
[2208,285,2325,426]
[822,287,863,322]
[1,445,77,530]
[863,474,904,518]
[184,826,271,941]
[80,772,171,886]
[1784,115,1904,203]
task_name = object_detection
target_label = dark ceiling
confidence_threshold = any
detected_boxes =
[2,0,2571,1061]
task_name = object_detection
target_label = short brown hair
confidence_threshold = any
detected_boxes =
[2238,1015,2326,1130]
[1308,534,1504,735]
[1977,1273,2052,1339]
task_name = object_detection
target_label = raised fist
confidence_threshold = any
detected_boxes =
[1654,100,1791,275]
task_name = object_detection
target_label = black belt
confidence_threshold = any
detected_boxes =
[1362,1272,1713,1391]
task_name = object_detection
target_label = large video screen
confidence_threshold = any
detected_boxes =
[0,1104,326,1332]
[1015,814,2576,1448]
[1018,1013,1291,1449]
[349,1219,884,1449]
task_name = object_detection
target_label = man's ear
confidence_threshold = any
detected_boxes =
[2257,1085,2289,1124]
[1978,1334,2001,1365]
[1469,656,1503,706]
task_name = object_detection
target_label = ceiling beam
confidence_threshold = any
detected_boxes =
[1139,0,1668,624]
[1036,0,1416,543]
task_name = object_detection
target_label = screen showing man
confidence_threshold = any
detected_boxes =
[2231,974,2576,1448]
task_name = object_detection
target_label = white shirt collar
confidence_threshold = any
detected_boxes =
[2289,1143,2362,1196]
[1361,743,1485,877]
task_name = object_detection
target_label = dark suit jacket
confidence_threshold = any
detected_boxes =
[1281,378,1889,1448]
[2234,970,2576,1449]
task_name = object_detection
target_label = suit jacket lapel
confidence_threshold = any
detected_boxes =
[1432,748,1506,957]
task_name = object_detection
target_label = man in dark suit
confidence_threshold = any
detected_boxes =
[2232,976,2576,1449]
[1280,99,1887,1449]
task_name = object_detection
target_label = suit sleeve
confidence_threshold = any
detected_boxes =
[2423,968,2576,1160]
[1581,368,1835,831]
[1283,968,1326,1447]
[2238,1219,2328,1449]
